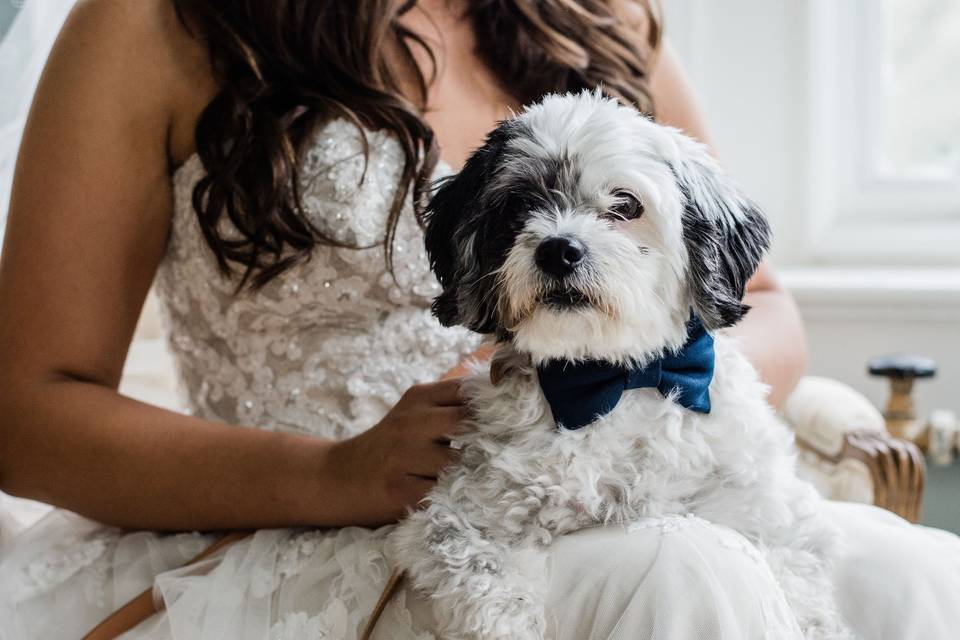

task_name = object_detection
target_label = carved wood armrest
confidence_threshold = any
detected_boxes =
[784,376,926,522]
[796,431,925,522]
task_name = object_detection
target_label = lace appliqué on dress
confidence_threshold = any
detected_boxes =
[12,534,111,606]
[269,607,349,640]
[628,513,706,535]
[628,513,767,565]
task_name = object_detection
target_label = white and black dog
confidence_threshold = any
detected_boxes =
[386,91,851,640]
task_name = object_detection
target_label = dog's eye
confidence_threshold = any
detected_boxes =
[608,191,644,221]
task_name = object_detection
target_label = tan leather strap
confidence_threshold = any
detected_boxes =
[82,531,252,640]
[360,569,406,640]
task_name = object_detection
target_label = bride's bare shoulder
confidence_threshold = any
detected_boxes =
[60,0,207,77]
[59,0,216,164]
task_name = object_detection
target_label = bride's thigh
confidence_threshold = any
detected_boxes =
[544,518,802,640]
[402,517,804,640]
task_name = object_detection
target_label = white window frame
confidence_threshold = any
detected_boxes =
[805,0,960,264]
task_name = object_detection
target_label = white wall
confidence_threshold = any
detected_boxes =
[663,0,809,262]
[662,0,960,416]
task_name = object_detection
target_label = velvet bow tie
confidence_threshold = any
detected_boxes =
[536,317,715,431]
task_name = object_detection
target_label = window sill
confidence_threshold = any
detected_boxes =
[780,267,960,321]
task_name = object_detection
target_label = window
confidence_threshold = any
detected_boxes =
[879,0,960,179]
[807,0,960,262]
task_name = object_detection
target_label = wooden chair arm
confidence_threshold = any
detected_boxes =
[796,431,925,522]
[784,376,926,522]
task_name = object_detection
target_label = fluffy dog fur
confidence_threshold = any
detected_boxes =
[386,91,852,640]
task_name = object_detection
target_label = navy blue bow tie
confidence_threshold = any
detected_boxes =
[536,317,715,431]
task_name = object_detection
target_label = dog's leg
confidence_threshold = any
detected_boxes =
[388,501,549,640]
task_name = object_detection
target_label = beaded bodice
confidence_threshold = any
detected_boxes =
[155,119,481,439]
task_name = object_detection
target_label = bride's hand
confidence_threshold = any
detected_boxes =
[325,378,468,526]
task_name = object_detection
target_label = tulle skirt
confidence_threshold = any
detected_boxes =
[1,501,959,639]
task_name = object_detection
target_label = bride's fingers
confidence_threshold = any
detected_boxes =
[425,405,471,440]
[402,474,437,506]
[421,378,464,407]
[434,441,462,467]
[407,441,460,478]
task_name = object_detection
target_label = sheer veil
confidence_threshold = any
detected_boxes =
[0,0,76,238]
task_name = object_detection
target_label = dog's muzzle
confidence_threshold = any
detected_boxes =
[535,236,590,309]
[535,236,585,280]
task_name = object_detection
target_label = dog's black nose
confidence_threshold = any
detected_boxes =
[535,236,586,279]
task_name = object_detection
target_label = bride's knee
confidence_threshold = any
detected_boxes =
[545,519,786,639]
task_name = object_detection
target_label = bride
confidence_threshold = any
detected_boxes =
[0,1,958,638]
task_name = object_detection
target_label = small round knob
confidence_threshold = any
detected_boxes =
[868,354,937,380]
[868,354,937,448]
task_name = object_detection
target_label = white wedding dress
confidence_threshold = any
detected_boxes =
[2,115,960,640]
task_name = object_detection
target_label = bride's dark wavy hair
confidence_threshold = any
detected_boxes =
[172,0,662,290]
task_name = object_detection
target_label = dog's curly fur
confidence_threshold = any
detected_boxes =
[386,91,852,640]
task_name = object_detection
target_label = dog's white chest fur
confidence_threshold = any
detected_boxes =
[388,337,850,640]
[453,335,792,531]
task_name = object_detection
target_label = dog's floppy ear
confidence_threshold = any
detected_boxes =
[666,130,771,331]
[422,175,469,327]
[423,124,512,327]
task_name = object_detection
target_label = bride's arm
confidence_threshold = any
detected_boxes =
[0,0,460,531]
